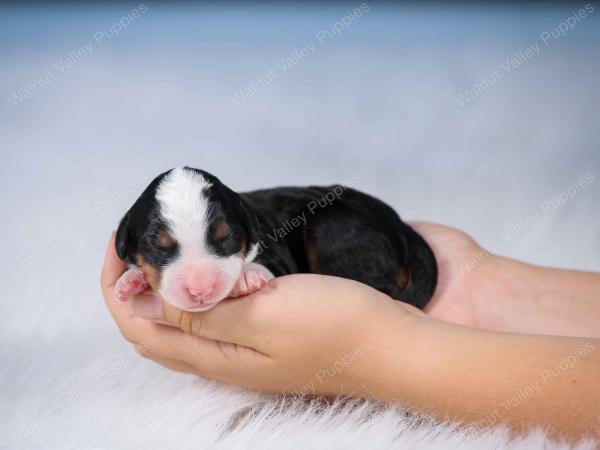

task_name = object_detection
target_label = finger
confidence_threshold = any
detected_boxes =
[407,220,466,239]
[102,232,138,327]
[101,232,127,293]
[129,291,164,320]
[135,345,200,375]
[137,320,271,380]
[100,233,172,349]
[122,291,266,363]
[130,291,270,348]
[127,290,275,367]
[101,232,138,333]
[109,290,265,381]
[109,295,244,372]
[406,220,435,228]
[406,220,449,233]
[108,294,271,383]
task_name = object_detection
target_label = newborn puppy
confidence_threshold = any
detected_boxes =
[114,167,437,311]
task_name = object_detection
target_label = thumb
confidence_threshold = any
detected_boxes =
[130,291,263,346]
[129,291,164,320]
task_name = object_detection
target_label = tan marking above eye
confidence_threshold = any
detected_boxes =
[156,229,174,248]
[213,222,232,240]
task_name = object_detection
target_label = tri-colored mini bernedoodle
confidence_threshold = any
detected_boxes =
[114,167,438,311]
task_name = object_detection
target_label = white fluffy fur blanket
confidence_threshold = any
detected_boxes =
[3,342,597,449]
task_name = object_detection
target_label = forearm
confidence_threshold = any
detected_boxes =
[473,255,600,338]
[370,312,600,441]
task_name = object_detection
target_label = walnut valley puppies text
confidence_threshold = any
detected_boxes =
[7,4,148,107]
[229,2,370,105]
[457,173,595,276]
[454,3,595,106]
[255,174,360,255]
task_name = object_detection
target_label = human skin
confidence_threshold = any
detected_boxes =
[101,223,600,441]
[409,222,600,338]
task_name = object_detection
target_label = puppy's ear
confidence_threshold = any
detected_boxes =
[239,197,260,244]
[115,212,132,261]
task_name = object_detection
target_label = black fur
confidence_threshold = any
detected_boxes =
[242,186,437,309]
[116,168,438,309]
[115,170,180,267]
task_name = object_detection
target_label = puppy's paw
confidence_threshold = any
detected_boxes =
[230,269,269,298]
[114,268,149,302]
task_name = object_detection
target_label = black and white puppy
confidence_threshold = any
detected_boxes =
[114,167,437,311]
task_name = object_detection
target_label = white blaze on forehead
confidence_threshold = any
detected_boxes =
[156,168,212,252]
[154,167,253,308]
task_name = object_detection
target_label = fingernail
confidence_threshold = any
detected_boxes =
[131,295,164,320]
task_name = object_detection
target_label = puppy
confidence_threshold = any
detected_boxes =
[114,167,437,311]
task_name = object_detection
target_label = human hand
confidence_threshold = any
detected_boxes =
[101,233,419,397]
[408,221,489,327]
[410,221,600,338]
[102,232,600,441]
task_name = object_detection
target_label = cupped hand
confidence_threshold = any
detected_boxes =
[101,233,419,397]
[408,221,492,327]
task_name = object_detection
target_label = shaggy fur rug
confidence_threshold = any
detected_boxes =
[3,341,597,449]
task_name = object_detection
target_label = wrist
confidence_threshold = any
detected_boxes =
[365,305,600,439]
[468,254,531,331]
[471,254,600,337]
[356,301,431,403]
[364,309,468,414]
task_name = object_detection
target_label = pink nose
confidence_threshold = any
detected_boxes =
[184,266,216,303]
[187,286,213,301]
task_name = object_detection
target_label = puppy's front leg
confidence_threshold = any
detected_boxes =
[114,267,149,302]
[230,263,274,298]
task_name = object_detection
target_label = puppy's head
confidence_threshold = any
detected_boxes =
[116,167,259,311]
